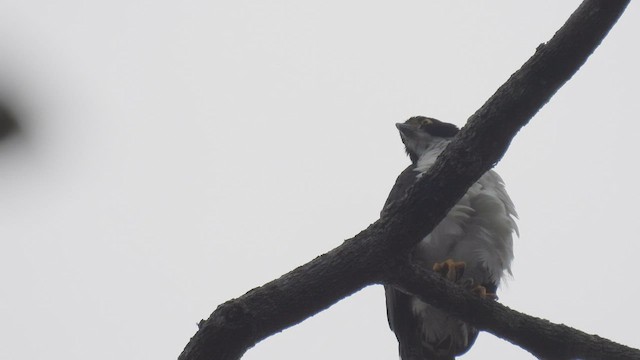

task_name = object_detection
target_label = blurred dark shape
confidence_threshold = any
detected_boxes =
[0,100,19,141]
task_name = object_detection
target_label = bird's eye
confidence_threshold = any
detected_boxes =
[420,119,433,128]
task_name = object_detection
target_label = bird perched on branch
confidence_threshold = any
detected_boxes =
[383,116,518,360]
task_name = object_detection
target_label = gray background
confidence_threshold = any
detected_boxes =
[1,1,639,359]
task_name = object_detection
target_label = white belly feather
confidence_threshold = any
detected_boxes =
[409,143,518,354]
[412,143,518,286]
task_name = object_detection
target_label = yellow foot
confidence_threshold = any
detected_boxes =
[471,285,498,301]
[432,259,466,283]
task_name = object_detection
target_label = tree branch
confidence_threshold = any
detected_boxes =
[179,1,631,359]
[386,261,640,360]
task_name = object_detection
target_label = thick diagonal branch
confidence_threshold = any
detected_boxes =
[179,1,631,359]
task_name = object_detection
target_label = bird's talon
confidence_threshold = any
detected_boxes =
[471,285,498,300]
[432,259,466,282]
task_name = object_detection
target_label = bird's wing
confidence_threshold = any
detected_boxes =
[381,164,418,217]
[382,164,426,354]
[385,285,432,360]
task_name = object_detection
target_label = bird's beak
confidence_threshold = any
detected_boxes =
[395,122,418,139]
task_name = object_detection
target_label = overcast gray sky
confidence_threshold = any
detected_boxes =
[1,1,639,359]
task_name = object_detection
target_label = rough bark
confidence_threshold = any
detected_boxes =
[179,1,633,359]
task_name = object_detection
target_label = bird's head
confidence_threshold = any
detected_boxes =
[396,116,459,163]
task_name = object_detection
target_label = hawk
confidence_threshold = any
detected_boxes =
[383,116,518,360]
